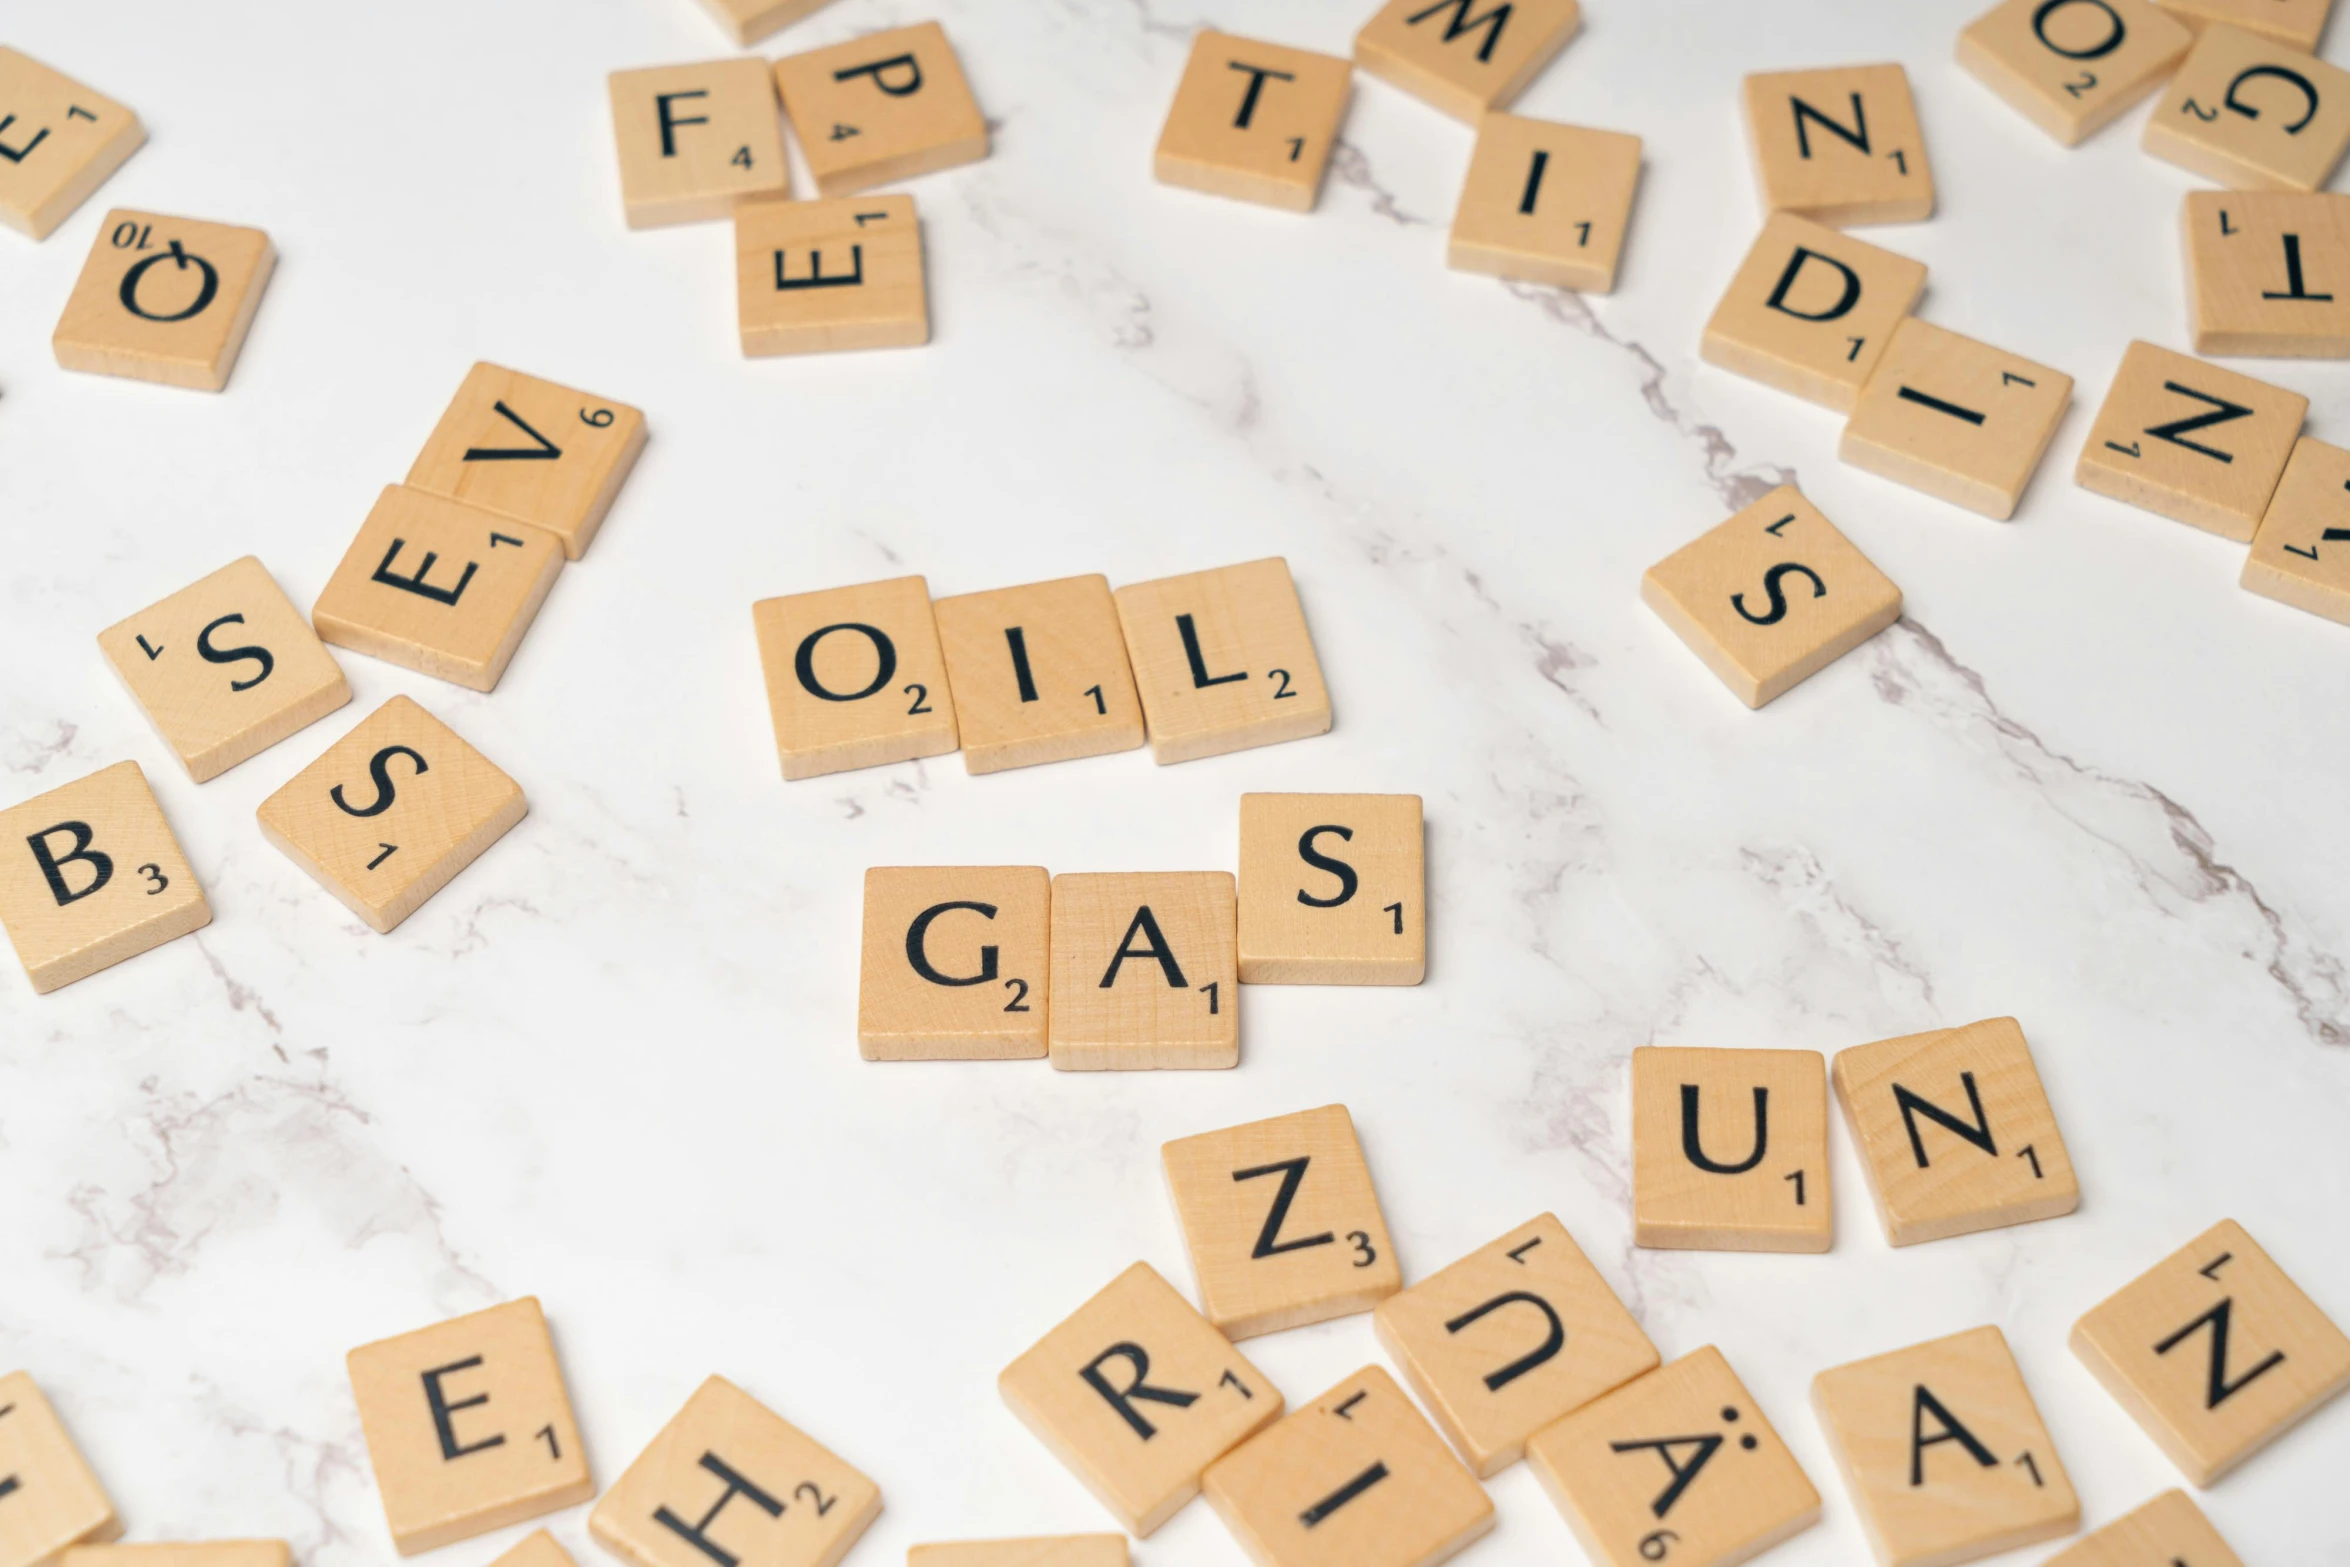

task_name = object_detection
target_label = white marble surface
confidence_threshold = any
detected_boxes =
[4,0,2350,1562]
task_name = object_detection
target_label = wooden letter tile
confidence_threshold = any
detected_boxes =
[1525,1346,1821,1567]
[2071,1219,2350,1484]
[908,1540,1125,1567]
[1701,213,1927,412]
[98,556,350,782]
[1958,0,2193,145]
[405,363,647,560]
[932,575,1145,774]
[347,1298,592,1555]
[608,58,788,229]
[1831,1018,2079,1247]
[64,1547,286,1567]
[1113,558,1331,764]
[1353,0,1580,123]
[858,865,1049,1060]
[1154,33,1352,212]
[590,1375,880,1567]
[1812,1326,2077,1567]
[1162,1104,1400,1338]
[1236,792,1423,985]
[1202,1366,1493,1567]
[52,211,273,391]
[2041,1490,2244,1567]
[753,575,956,780]
[1632,1047,1831,1254]
[313,487,563,692]
[2244,436,2350,623]
[0,1372,120,1567]
[1840,318,2072,518]
[2075,340,2305,540]
[2184,189,2350,356]
[736,195,928,356]
[486,1532,579,1567]
[0,761,208,994]
[691,0,835,48]
[1642,484,1902,709]
[999,1262,1282,1536]
[1372,1214,1658,1477]
[2144,24,2350,189]
[0,50,142,240]
[256,696,526,934]
[773,23,987,196]
[1446,115,1641,293]
[1047,872,1236,1070]
[2157,0,2333,47]
[1744,65,1933,225]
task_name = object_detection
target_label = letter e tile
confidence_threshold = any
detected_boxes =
[772,23,987,196]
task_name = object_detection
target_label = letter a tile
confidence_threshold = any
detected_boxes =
[1632,1047,1832,1254]
[2070,1219,2350,1485]
[1446,114,1642,293]
[858,865,1050,1060]
[1237,792,1424,985]
[908,1541,1126,1567]
[1162,1104,1401,1338]
[1525,1346,1821,1567]
[2144,24,2350,190]
[1831,1018,2079,1247]
[591,1375,880,1567]
[1643,484,1901,709]
[932,574,1146,774]
[52,210,273,391]
[1000,1262,1283,1536]
[1353,0,1581,123]
[1373,1214,1658,1477]
[1812,1325,2078,1567]
[609,58,789,229]
[1202,1366,1494,1567]
[347,1298,593,1555]
[0,761,209,994]
[2075,340,2306,540]
[735,194,929,356]
[2244,436,2350,624]
[2041,1490,2245,1567]
[1702,214,1926,413]
[1840,318,2072,519]
[2157,0,2333,48]
[1155,33,1352,212]
[1048,871,1237,1070]
[256,696,526,934]
[0,1371,121,1567]
[405,364,647,560]
[1958,0,2191,146]
[753,575,957,780]
[773,23,987,196]
[1113,558,1331,764]
[1743,65,1933,226]
[0,49,143,241]
[2183,190,2350,357]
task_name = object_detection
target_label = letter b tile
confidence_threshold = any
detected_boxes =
[1633,1047,1831,1253]
[0,1371,121,1567]
[0,761,209,994]
[857,865,1050,1060]
[753,575,957,780]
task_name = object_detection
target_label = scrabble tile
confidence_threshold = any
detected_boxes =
[2041,1491,2244,1567]
[2244,436,2350,623]
[0,1372,120,1567]
[1154,33,1352,212]
[736,195,928,356]
[98,557,350,783]
[64,1547,287,1567]
[0,49,143,240]
[1113,558,1331,764]
[1445,115,1642,293]
[1831,1017,2079,1247]
[2071,1219,2350,1484]
[346,1298,591,1555]
[931,575,1146,775]
[0,762,208,994]
[608,58,789,229]
[1631,1047,1831,1254]
[909,1542,1124,1567]
[590,1375,880,1567]
[1744,65,1933,226]
[1162,1104,1401,1338]
[1047,872,1237,1070]
[2144,24,2350,189]
[1840,318,2073,519]
[1957,0,2193,146]
[1526,1346,1821,1567]
[1000,1262,1282,1536]
[2074,340,2306,541]
[404,363,648,560]
[1236,793,1424,985]
[1353,0,1581,123]
[2183,189,2350,356]
[690,0,835,48]
[1701,213,1927,413]
[1372,1214,1658,1478]
[773,23,987,196]
[1642,484,1902,709]
[486,1532,579,1567]
[752,575,957,781]
[1201,1366,1494,1567]
[51,211,273,391]
[313,486,564,692]
[256,696,526,935]
[2158,0,2333,47]
[858,865,1049,1061]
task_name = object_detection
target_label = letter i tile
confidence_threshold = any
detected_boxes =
[1839,319,2072,519]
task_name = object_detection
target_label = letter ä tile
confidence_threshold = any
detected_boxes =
[907,1540,1126,1567]
[2243,436,2350,624]
[1237,793,1424,985]
[1839,318,2073,519]
[999,1262,1282,1536]
[1353,0,1581,123]
[735,195,929,357]
[64,1547,288,1567]
[1957,0,2192,146]
[773,22,987,197]
[2157,0,2333,49]
[1201,1366,1494,1567]
[858,865,1050,1060]
[52,210,273,391]
[0,48,143,241]
[405,363,647,560]
[0,1371,121,1567]
[2040,1490,2246,1567]
[1154,32,1352,212]
[1112,557,1331,765]
[591,1375,880,1567]
[0,761,209,994]
[931,574,1146,775]
[2144,24,2350,191]
[1701,213,1927,412]
[2182,190,2350,357]
[753,575,957,780]
[1447,114,1643,294]
[2075,340,2306,540]
[1048,872,1237,1070]
[1743,64,1933,226]
[1632,1047,1831,1253]
[608,57,790,229]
